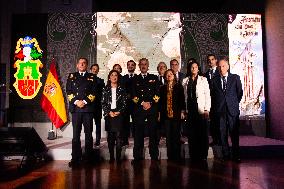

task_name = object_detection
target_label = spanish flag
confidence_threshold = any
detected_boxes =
[41,59,67,128]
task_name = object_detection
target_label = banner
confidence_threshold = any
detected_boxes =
[41,59,67,128]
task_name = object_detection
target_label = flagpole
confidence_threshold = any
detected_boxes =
[55,127,57,138]
[48,123,56,140]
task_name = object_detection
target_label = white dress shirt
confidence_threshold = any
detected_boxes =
[128,72,134,78]
[159,75,164,84]
[209,66,217,79]
[175,72,179,81]
[79,71,86,76]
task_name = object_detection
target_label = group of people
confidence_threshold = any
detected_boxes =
[66,54,243,167]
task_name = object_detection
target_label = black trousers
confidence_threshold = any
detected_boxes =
[122,110,132,142]
[209,112,221,145]
[219,113,240,158]
[107,131,123,160]
[133,109,159,160]
[71,112,93,161]
[165,119,181,160]
[94,115,102,142]
[188,113,209,160]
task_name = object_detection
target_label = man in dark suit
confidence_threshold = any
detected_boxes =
[131,58,160,163]
[205,54,219,85]
[170,59,186,143]
[170,59,185,84]
[66,57,97,167]
[122,60,137,146]
[156,61,167,143]
[90,63,105,147]
[210,57,243,162]
[157,61,167,86]
[205,54,220,147]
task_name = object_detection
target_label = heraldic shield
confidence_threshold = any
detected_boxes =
[13,36,43,99]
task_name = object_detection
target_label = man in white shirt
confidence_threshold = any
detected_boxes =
[210,57,243,162]
[122,60,137,146]
[157,61,167,86]
[204,54,221,148]
[90,64,105,147]
[205,54,219,83]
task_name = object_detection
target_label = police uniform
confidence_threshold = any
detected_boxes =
[131,73,160,160]
[66,72,96,163]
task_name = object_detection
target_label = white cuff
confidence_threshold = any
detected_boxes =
[74,100,79,105]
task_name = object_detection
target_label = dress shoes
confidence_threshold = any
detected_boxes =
[232,157,241,163]
[221,156,231,161]
[95,140,100,147]
[68,160,81,168]
[131,159,143,165]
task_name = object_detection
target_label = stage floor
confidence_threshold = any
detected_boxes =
[1,158,284,189]
[41,135,284,160]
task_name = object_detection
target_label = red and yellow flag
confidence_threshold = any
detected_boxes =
[41,59,67,128]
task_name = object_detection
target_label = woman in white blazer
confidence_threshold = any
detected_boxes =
[182,61,211,161]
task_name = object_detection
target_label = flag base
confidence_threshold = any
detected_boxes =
[47,129,57,140]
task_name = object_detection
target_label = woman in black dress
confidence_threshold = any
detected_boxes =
[159,69,186,161]
[102,70,127,162]
[182,61,211,161]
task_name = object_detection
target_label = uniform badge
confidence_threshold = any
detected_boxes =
[132,96,139,103]
[87,94,95,102]
[68,94,75,101]
[153,95,160,103]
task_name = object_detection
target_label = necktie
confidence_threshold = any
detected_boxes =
[142,74,146,79]
[222,76,227,92]
[130,73,133,78]
[80,73,83,76]
[210,69,214,79]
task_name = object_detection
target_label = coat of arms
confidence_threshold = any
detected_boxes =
[13,36,43,99]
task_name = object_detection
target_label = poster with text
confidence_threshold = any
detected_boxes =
[228,14,265,118]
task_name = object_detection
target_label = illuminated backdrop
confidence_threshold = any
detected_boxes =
[228,14,265,117]
[96,12,182,80]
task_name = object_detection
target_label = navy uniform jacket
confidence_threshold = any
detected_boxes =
[131,73,160,112]
[66,72,97,113]
[122,73,137,95]
[210,73,243,116]
[122,73,137,113]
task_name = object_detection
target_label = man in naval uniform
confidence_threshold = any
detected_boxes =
[66,57,97,167]
[131,58,160,164]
